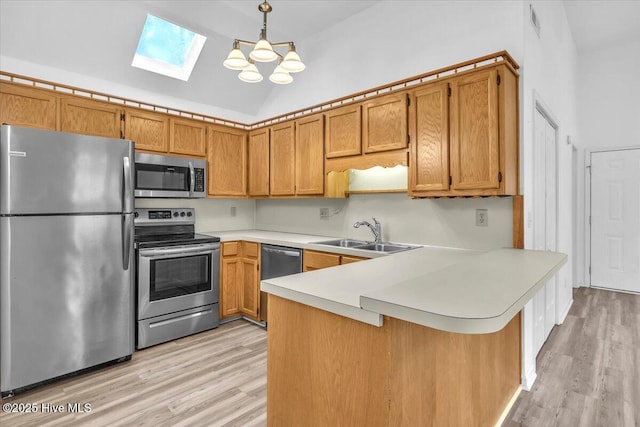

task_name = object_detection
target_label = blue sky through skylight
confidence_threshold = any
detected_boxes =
[132,14,206,81]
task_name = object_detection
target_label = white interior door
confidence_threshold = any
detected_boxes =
[532,108,558,355]
[590,149,640,293]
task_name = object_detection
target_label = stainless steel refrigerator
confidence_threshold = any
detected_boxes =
[0,125,135,397]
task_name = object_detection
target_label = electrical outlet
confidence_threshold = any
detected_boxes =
[230,206,236,217]
[476,209,488,227]
[319,208,330,219]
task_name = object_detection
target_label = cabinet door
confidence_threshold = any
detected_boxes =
[220,257,241,318]
[324,104,361,158]
[295,114,324,195]
[170,118,206,157]
[362,93,408,154]
[125,109,169,153]
[270,121,296,196]
[340,255,366,264]
[208,126,247,196]
[303,250,340,272]
[248,128,270,196]
[59,97,122,138]
[0,83,57,130]
[450,68,500,190]
[409,83,450,193]
[240,258,259,319]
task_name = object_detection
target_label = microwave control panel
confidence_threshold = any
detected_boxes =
[194,168,205,192]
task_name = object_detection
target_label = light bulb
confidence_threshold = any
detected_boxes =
[223,48,249,70]
[249,39,278,62]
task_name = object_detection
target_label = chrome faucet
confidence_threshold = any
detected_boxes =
[353,217,382,244]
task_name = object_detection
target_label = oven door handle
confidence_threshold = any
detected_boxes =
[139,246,218,259]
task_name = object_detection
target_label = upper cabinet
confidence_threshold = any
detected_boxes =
[409,64,518,197]
[248,128,270,197]
[362,93,408,154]
[207,126,247,197]
[59,96,122,138]
[170,118,206,157]
[124,109,169,153]
[295,114,325,195]
[409,82,450,193]
[0,83,57,131]
[270,121,296,196]
[324,104,361,158]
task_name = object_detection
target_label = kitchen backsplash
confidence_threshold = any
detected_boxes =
[255,194,514,250]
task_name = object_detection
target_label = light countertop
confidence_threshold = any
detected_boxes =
[202,229,567,334]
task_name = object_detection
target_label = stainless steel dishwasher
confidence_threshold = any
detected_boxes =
[260,244,303,322]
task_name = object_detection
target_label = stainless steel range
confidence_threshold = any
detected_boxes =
[134,208,220,349]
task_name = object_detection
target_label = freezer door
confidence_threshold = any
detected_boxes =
[0,125,134,215]
[0,214,134,393]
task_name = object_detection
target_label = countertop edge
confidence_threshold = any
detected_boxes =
[261,281,384,327]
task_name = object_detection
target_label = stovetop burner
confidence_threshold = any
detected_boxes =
[134,208,220,249]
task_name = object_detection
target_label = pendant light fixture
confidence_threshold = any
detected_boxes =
[223,1,305,84]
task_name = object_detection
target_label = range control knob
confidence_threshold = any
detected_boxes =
[134,211,139,218]
[173,212,179,217]
[187,212,193,217]
[180,212,186,217]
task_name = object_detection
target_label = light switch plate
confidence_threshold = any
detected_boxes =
[476,209,488,227]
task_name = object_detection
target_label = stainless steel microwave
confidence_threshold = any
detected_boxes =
[134,153,206,198]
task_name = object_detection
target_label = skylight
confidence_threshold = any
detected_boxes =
[132,14,206,81]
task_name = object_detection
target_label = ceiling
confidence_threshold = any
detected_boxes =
[0,1,638,122]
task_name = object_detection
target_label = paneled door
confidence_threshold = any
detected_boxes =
[532,108,558,355]
[590,148,640,293]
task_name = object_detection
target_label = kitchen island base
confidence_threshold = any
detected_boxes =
[267,295,521,426]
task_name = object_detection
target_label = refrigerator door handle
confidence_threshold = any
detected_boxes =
[123,157,132,213]
[122,214,132,270]
[188,161,195,197]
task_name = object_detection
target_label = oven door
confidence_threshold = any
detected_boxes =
[137,243,219,320]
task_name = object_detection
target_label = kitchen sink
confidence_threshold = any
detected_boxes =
[312,239,370,248]
[312,239,421,253]
[355,243,419,253]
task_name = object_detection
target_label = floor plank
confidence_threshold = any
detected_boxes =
[506,287,640,426]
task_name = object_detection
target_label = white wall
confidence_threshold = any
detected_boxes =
[519,0,579,390]
[257,0,524,119]
[575,39,640,287]
[135,198,255,233]
[256,194,514,250]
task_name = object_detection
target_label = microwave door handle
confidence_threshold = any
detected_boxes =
[188,161,195,197]
[123,156,132,213]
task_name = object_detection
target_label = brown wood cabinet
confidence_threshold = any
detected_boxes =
[59,96,123,138]
[169,118,206,157]
[409,64,518,197]
[362,93,408,154]
[295,114,325,195]
[248,128,270,197]
[0,83,57,130]
[324,104,361,158]
[303,249,366,271]
[409,82,450,193]
[270,122,296,196]
[207,126,247,197]
[219,241,261,321]
[125,109,169,153]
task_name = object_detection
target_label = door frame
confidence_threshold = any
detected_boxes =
[584,145,640,288]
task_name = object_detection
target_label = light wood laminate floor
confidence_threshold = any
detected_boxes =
[0,320,267,427]
[506,287,640,426]
[1,287,637,427]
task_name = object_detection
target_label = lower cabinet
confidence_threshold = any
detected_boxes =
[303,249,366,271]
[220,241,261,322]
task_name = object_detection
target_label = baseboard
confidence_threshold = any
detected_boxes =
[494,386,522,427]
[557,298,573,324]
[521,366,537,391]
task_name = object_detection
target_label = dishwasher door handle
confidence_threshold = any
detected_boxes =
[263,247,301,257]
